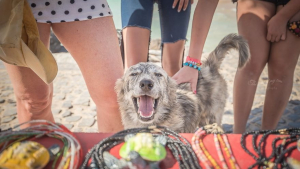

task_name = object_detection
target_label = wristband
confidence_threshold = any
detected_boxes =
[183,56,202,71]
[186,56,202,66]
[183,62,201,71]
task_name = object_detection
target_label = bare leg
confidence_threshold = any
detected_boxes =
[162,40,185,76]
[4,23,54,128]
[52,17,124,132]
[262,8,300,130]
[123,27,151,70]
[233,0,276,133]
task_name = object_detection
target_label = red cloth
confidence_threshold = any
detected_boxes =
[40,133,300,169]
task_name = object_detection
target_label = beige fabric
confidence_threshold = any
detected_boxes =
[0,0,58,84]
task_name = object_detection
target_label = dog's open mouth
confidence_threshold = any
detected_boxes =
[132,95,159,122]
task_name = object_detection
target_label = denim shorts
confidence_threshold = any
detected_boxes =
[121,0,191,43]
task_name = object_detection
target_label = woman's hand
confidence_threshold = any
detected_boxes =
[172,66,199,94]
[267,14,288,42]
[172,0,194,12]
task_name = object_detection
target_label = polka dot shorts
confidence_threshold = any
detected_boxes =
[27,0,112,23]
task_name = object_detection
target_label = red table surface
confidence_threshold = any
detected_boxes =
[39,133,300,169]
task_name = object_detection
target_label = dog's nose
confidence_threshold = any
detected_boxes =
[139,79,154,91]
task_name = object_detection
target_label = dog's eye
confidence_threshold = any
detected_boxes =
[130,73,138,76]
[155,73,162,77]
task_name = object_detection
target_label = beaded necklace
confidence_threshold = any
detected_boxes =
[192,125,239,169]
[80,126,201,169]
[240,128,300,169]
[0,120,82,169]
[216,134,240,169]
[192,127,214,169]
[214,134,228,169]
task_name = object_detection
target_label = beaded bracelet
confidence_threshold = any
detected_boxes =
[186,56,202,66]
[183,56,202,71]
[183,61,202,71]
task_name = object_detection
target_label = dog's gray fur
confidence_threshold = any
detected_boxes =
[115,34,250,133]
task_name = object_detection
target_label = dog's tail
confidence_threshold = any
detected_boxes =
[204,33,250,70]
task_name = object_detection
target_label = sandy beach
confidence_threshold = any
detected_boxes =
[0,46,299,132]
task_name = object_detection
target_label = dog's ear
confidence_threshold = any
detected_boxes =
[115,77,125,98]
[163,76,177,105]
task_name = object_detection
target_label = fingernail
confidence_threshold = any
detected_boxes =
[172,6,175,9]
[193,90,197,94]
[183,8,186,11]
[178,10,180,12]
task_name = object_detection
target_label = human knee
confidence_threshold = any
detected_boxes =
[268,62,295,80]
[238,62,265,79]
[91,90,119,109]
[15,89,52,114]
[268,68,293,81]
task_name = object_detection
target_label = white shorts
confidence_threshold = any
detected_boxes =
[27,0,113,23]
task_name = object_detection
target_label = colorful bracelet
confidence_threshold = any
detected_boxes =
[186,56,202,66]
[183,61,202,71]
[183,56,202,71]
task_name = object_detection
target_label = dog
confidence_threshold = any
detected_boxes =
[115,34,250,133]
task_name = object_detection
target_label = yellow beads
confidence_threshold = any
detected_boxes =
[0,141,50,169]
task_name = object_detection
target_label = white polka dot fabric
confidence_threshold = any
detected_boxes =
[27,0,112,23]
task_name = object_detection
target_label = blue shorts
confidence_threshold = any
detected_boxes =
[121,0,191,43]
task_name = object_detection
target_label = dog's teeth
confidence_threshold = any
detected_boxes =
[139,111,154,118]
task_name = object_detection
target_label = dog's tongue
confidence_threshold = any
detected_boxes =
[138,96,154,117]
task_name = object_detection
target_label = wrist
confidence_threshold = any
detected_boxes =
[187,50,202,61]
[275,12,290,22]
